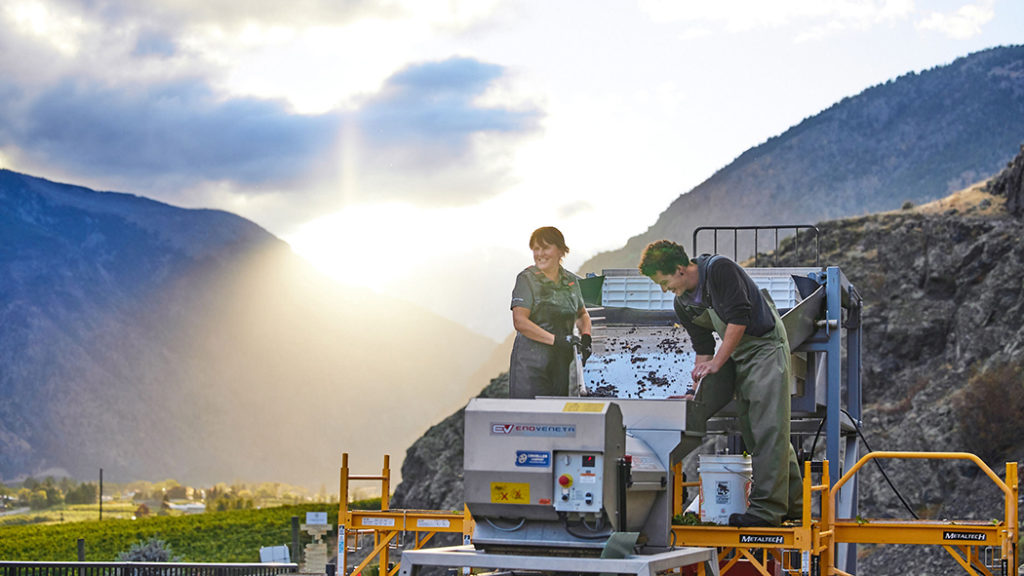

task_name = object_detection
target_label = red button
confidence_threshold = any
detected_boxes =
[558,474,572,487]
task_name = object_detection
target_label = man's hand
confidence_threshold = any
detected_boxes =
[691,355,719,381]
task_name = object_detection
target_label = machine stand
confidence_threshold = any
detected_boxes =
[396,545,720,576]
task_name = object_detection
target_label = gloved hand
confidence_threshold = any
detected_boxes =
[552,330,580,354]
[580,333,593,366]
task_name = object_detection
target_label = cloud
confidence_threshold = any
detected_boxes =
[916,1,994,40]
[0,51,542,215]
[45,0,382,32]
[557,201,593,220]
[640,0,914,35]
[11,77,336,190]
[46,0,500,36]
[347,58,543,204]
[132,28,178,57]
[362,58,536,150]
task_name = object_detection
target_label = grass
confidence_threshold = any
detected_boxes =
[0,502,139,527]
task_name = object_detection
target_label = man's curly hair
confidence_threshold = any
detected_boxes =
[638,240,690,277]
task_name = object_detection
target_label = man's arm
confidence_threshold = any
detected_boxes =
[692,323,744,380]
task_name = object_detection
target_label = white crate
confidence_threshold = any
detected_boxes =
[599,267,818,310]
[599,269,675,309]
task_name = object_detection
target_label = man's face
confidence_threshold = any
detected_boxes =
[650,264,696,296]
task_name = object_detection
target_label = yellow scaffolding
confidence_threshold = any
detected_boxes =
[826,452,1018,576]
[339,453,472,576]
[339,452,1018,576]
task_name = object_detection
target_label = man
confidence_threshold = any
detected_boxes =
[638,239,802,527]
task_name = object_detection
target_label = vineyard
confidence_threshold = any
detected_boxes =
[0,504,339,562]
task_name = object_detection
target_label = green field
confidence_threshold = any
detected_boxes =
[0,503,140,527]
[0,504,340,562]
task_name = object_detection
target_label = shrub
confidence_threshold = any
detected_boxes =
[116,537,181,562]
[955,363,1024,464]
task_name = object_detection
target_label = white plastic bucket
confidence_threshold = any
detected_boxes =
[698,453,752,525]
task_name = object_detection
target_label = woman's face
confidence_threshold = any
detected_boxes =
[532,241,564,273]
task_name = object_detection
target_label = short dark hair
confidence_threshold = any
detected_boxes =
[639,240,690,276]
[529,226,569,254]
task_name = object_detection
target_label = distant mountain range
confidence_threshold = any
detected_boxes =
[581,44,1024,273]
[0,170,497,487]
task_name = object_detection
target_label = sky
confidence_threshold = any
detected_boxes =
[1,0,1022,341]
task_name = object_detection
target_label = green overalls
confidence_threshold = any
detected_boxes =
[686,280,803,524]
[509,266,584,398]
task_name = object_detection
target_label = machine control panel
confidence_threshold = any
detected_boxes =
[552,451,604,514]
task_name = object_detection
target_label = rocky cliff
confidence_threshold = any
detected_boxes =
[391,148,1024,575]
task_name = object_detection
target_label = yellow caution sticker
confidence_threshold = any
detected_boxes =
[490,482,530,504]
[563,402,604,413]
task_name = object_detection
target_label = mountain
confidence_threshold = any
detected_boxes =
[391,146,1024,576]
[0,169,497,487]
[580,45,1024,273]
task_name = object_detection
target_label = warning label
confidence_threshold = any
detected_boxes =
[490,482,530,504]
[716,481,730,504]
[563,402,605,413]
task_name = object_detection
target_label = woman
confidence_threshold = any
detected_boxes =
[509,226,592,398]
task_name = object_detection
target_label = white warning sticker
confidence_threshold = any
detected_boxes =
[417,519,451,528]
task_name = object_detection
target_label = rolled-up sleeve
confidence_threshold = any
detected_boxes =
[511,271,534,310]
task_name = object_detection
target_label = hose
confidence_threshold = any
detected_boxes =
[483,516,526,532]
[841,409,919,520]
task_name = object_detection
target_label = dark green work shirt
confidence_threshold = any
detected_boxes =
[510,265,585,335]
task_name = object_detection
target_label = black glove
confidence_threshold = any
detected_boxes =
[580,333,593,366]
[552,330,580,354]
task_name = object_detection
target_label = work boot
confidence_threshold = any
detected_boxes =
[728,512,777,528]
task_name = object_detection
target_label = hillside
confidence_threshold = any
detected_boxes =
[0,169,497,487]
[581,45,1024,273]
[391,148,1024,575]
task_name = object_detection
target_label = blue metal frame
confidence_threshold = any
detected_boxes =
[795,266,862,573]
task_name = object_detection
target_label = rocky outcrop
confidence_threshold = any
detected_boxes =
[988,144,1024,216]
[768,183,1024,574]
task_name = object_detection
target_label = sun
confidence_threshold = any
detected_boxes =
[286,202,512,293]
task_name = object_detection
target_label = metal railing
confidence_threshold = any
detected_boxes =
[0,562,297,576]
[693,225,820,267]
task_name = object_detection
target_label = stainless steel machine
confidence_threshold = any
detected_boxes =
[464,396,703,553]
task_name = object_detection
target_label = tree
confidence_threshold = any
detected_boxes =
[44,485,63,508]
[66,482,98,505]
[28,490,47,509]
